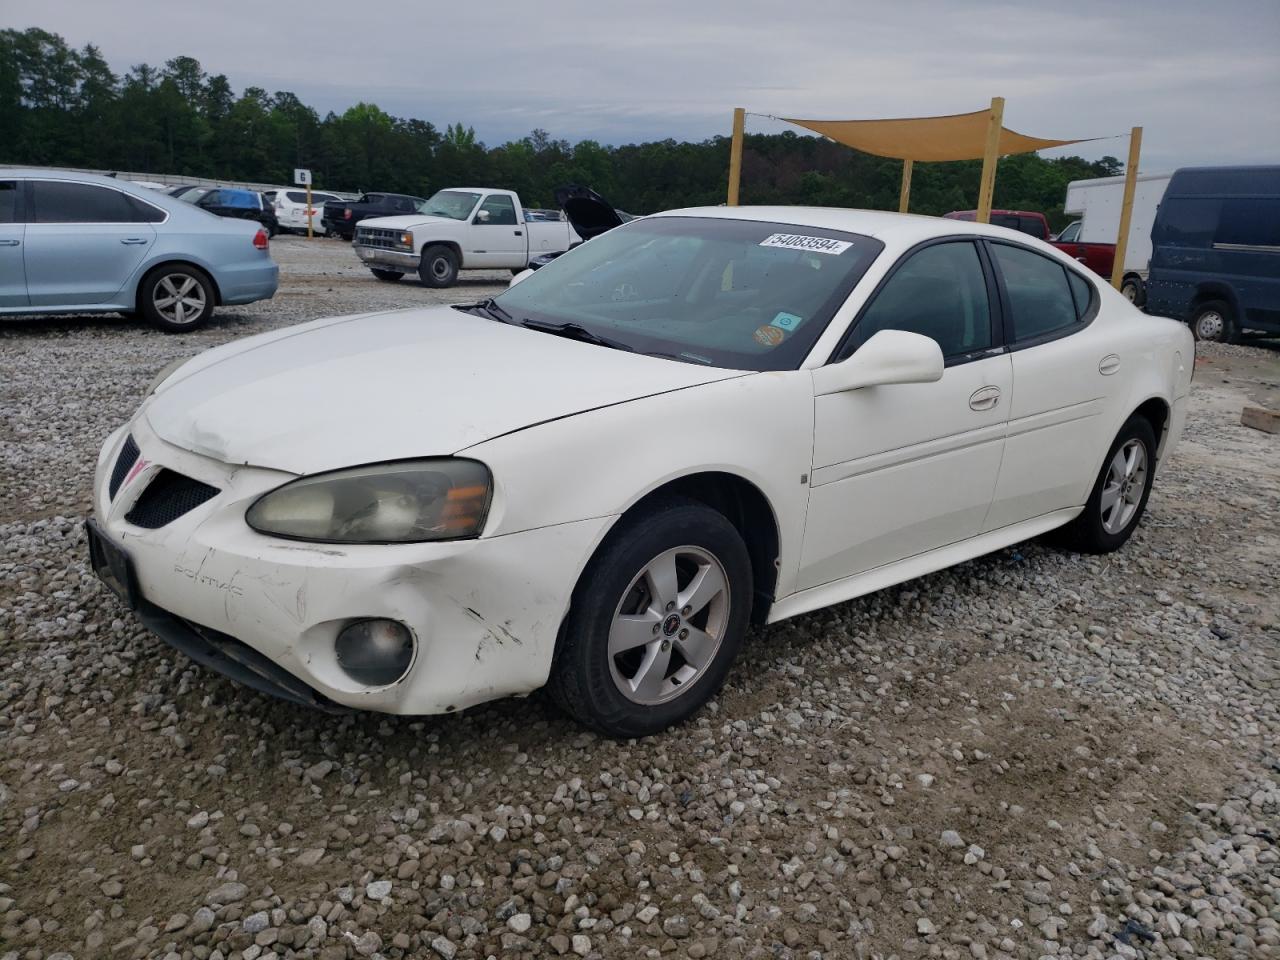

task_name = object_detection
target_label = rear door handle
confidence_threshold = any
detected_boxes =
[120,238,149,245]
[0,239,19,247]
[969,385,1001,411]
[1098,354,1121,376]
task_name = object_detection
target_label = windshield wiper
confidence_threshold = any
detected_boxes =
[520,319,634,352]
[454,298,514,324]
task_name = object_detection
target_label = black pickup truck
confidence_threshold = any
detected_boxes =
[322,192,426,240]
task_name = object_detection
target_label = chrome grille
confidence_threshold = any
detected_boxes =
[355,227,401,250]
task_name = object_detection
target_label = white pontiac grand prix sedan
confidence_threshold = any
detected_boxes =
[88,207,1194,737]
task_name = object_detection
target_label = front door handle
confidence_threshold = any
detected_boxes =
[0,239,19,247]
[1098,354,1121,376]
[120,237,149,245]
[514,230,523,236]
[969,385,1001,411]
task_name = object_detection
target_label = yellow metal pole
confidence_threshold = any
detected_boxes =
[1110,126,1143,290]
[306,182,313,240]
[727,107,745,206]
[975,96,1005,223]
[899,159,913,213]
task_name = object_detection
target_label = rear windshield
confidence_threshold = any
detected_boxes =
[494,216,883,371]
[219,190,260,209]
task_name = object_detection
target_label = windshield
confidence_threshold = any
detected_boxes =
[417,190,481,220]
[494,216,883,371]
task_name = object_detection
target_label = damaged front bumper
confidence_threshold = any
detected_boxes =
[89,419,611,714]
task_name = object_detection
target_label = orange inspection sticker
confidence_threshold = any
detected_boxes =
[753,325,786,347]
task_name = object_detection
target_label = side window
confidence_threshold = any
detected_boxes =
[0,181,19,223]
[476,194,517,225]
[1057,222,1080,243]
[991,243,1080,342]
[1216,198,1280,248]
[198,190,221,206]
[1066,270,1094,320]
[31,181,142,223]
[1154,198,1219,246]
[126,195,166,223]
[846,241,992,359]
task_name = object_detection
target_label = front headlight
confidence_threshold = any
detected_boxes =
[245,458,491,544]
[147,357,192,395]
[398,231,413,249]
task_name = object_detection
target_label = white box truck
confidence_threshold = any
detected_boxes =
[1055,173,1171,304]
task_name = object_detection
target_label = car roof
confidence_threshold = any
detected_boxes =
[649,205,1054,249]
[2,167,251,226]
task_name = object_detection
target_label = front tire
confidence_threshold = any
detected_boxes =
[1048,415,1157,554]
[370,268,404,282]
[549,498,752,738]
[1191,299,1237,343]
[419,245,459,288]
[140,266,215,333]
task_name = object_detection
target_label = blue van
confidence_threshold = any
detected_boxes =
[1146,165,1280,341]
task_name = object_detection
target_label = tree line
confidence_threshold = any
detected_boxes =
[1,28,1120,229]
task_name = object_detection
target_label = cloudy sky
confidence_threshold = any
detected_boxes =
[7,0,1279,171]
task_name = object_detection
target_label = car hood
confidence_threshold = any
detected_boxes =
[356,214,456,231]
[145,307,744,475]
[555,184,625,241]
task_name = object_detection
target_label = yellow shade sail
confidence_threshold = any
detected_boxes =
[780,109,1094,162]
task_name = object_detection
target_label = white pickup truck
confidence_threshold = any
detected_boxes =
[353,188,580,287]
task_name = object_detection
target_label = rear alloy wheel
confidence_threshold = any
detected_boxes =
[141,267,214,333]
[1047,415,1157,554]
[550,497,752,738]
[1191,299,1237,343]
[370,268,404,282]
[419,245,459,288]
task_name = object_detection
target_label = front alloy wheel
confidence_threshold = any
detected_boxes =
[550,497,752,738]
[608,546,731,705]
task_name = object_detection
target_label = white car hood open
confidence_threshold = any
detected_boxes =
[145,307,743,475]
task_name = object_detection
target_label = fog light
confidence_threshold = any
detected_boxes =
[335,619,414,686]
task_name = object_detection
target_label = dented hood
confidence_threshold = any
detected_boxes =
[145,307,741,475]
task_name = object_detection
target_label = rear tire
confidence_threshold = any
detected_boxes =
[1047,415,1157,554]
[419,245,459,288]
[1121,276,1144,307]
[140,266,215,333]
[370,268,404,282]
[1191,299,1237,343]
[549,498,752,738]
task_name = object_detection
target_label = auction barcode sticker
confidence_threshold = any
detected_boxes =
[759,233,852,255]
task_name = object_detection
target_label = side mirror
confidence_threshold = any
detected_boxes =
[475,209,491,224]
[812,330,944,396]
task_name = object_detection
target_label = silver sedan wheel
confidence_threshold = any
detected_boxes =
[608,545,731,706]
[153,274,206,326]
[1100,439,1148,534]
[1194,309,1224,341]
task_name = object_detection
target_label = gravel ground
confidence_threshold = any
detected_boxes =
[1,236,1277,960]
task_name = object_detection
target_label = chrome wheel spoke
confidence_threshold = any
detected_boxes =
[644,553,679,612]
[610,613,659,656]
[676,626,716,671]
[1100,481,1122,514]
[678,562,726,618]
[631,643,673,700]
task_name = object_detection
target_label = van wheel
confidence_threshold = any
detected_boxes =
[140,266,215,333]
[1191,299,1237,343]
[419,245,459,288]
[1121,277,1144,306]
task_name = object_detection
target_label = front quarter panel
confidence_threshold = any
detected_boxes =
[463,371,816,600]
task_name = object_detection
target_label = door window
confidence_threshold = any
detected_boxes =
[30,181,148,223]
[991,243,1080,342]
[843,241,992,359]
[1216,198,1280,248]
[0,181,19,223]
[476,194,518,225]
[1057,221,1080,243]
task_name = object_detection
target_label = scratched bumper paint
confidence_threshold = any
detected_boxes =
[91,419,611,714]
